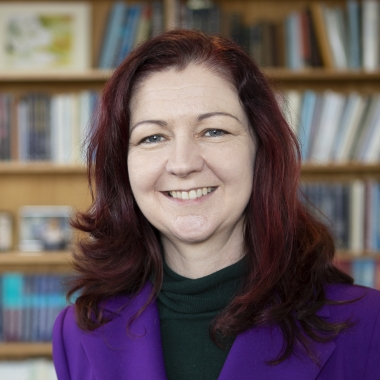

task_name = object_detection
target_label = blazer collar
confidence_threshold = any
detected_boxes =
[80,283,335,380]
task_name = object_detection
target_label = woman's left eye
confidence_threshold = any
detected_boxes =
[203,129,226,137]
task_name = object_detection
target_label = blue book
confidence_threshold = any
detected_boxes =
[298,90,317,161]
[98,1,128,69]
[115,4,143,67]
[353,259,376,288]
[347,0,361,69]
[2,273,23,341]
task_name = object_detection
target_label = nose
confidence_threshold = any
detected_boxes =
[166,134,204,177]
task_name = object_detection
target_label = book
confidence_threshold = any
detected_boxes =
[309,3,334,68]
[115,4,143,67]
[309,91,346,162]
[133,4,153,48]
[281,90,302,135]
[347,0,361,69]
[331,93,366,162]
[98,1,128,69]
[298,90,317,161]
[325,6,348,69]
[362,0,380,71]
[349,181,365,253]
[352,95,380,161]
[285,12,303,70]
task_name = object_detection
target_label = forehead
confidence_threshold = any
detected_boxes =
[129,64,246,121]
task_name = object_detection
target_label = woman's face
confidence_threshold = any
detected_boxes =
[128,64,256,246]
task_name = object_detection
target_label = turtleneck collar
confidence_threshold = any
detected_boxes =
[157,256,247,319]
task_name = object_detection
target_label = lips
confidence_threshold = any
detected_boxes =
[168,187,216,200]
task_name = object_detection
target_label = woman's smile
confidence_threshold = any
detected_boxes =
[167,186,216,200]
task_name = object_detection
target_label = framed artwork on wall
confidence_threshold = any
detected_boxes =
[0,2,91,72]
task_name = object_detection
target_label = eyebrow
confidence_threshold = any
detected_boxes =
[130,111,242,132]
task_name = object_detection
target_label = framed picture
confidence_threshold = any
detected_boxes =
[0,211,13,251]
[19,206,72,252]
[0,2,91,72]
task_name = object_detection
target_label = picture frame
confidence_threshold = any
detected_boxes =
[19,206,72,252]
[0,2,91,72]
[0,211,13,251]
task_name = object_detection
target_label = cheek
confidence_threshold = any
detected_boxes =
[127,151,164,194]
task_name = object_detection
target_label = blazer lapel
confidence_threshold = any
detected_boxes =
[80,283,167,380]
[219,304,335,380]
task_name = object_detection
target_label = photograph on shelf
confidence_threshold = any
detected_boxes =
[18,206,72,252]
[0,211,12,251]
[0,2,91,72]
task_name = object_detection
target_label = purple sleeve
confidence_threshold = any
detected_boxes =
[52,306,95,380]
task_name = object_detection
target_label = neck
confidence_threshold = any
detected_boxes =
[161,222,245,279]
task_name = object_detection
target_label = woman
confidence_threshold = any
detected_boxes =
[53,30,380,380]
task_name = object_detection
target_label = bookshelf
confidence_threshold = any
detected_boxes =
[0,0,380,364]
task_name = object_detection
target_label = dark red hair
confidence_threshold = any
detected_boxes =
[69,29,353,363]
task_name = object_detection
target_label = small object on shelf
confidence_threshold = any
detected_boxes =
[0,211,12,251]
[18,206,72,252]
[0,2,91,72]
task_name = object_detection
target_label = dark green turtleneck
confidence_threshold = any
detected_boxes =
[157,258,246,380]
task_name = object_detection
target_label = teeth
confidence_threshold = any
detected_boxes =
[169,187,214,200]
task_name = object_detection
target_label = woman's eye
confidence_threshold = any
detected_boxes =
[203,129,226,137]
[140,134,165,144]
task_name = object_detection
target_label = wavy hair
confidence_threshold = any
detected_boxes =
[69,29,353,364]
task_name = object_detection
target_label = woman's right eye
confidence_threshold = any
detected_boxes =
[139,134,166,144]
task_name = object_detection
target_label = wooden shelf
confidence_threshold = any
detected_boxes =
[264,68,380,82]
[0,162,378,176]
[1,68,380,85]
[336,251,380,261]
[0,162,86,174]
[0,252,73,273]
[0,69,112,83]
[0,343,52,359]
[301,163,380,176]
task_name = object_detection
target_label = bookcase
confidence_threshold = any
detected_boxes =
[0,0,380,367]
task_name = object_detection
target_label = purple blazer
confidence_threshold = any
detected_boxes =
[53,283,380,379]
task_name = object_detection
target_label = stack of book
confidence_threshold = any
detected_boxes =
[301,181,380,252]
[0,273,70,342]
[0,91,98,163]
[282,0,380,70]
[97,1,163,69]
[220,0,379,70]
[281,90,380,163]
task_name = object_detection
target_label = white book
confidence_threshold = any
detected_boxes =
[349,180,365,253]
[282,90,302,135]
[324,7,348,69]
[70,93,81,164]
[309,91,346,163]
[352,95,380,161]
[358,96,380,162]
[362,0,379,71]
[333,93,366,162]
[78,91,95,163]
[60,94,73,164]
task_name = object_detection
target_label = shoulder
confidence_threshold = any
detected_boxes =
[325,283,380,322]
[52,283,154,379]
[317,284,380,379]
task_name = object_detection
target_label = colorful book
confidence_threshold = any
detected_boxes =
[98,1,129,69]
